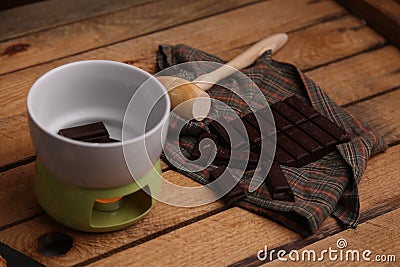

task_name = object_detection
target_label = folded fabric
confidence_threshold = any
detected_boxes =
[156,44,387,236]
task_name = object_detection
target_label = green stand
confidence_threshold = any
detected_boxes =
[34,160,162,232]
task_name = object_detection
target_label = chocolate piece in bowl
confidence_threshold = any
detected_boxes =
[58,121,119,143]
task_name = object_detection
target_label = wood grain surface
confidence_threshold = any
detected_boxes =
[86,145,400,267]
[0,0,399,266]
[0,0,153,40]
[336,0,400,49]
[0,0,259,74]
[264,209,399,266]
[0,8,387,169]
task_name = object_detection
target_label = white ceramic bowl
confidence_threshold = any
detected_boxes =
[27,60,170,188]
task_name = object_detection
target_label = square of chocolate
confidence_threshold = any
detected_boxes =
[58,122,119,143]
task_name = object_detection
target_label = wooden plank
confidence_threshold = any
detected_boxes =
[0,163,41,229]
[78,144,400,266]
[0,0,347,75]
[0,89,398,265]
[0,161,170,229]
[272,15,386,71]
[0,0,153,40]
[0,171,224,266]
[0,13,387,169]
[346,89,400,145]
[0,0,260,75]
[307,46,400,106]
[264,209,400,266]
[336,0,400,49]
[0,2,396,266]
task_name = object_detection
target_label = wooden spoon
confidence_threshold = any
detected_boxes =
[157,33,288,120]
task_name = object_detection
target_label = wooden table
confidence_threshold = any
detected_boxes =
[0,0,399,266]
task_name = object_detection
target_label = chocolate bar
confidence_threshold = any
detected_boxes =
[58,122,119,143]
[266,161,294,201]
[242,111,276,139]
[209,166,246,205]
[284,95,320,119]
[214,148,259,169]
[257,96,350,167]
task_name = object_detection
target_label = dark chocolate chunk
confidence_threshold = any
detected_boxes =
[274,147,296,166]
[270,95,350,167]
[285,128,323,153]
[277,134,309,162]
[215,148,259,168]
[272,101,307,125]
[299,121,337,147]
[272,110,293,131]
[266,161,294,202]
[209,166,246,205]
[209,117,247,149]
[58,122,118,143]
[312,116,350,142]
[284,95,321,119]
[243,111,276,139]
[190,133,217,161]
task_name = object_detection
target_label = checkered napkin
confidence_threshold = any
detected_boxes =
[156,44,387,236]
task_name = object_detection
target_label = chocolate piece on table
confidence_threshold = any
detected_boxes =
[208,166,246,206]
[58,122,119,143]
[215,148,259,168]
[284,95,321,119]
[266,161,295,202]
[190,133,218,161]
[209,117,246,149]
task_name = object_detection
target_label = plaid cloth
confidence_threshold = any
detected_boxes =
[156,44,387,236]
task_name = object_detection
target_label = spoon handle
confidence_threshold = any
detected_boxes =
[193,33,288,91]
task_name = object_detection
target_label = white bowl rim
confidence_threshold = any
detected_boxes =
[27,60,170,148]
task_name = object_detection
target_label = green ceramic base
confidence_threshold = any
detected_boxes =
[34,160,162,232]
